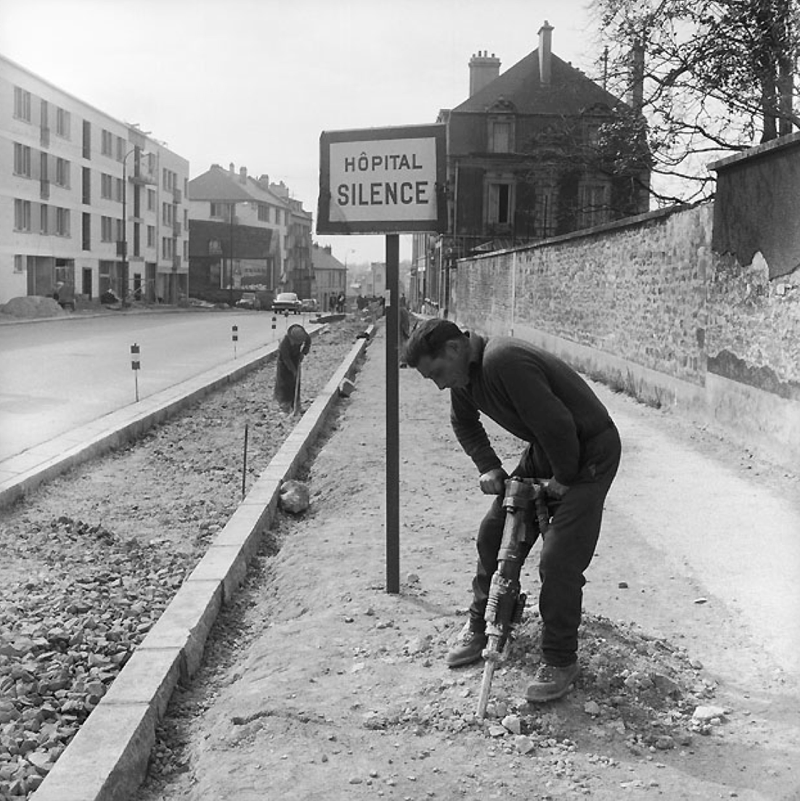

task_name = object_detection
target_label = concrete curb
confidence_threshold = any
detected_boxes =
[0,326,321,510]
[30,325,375,801]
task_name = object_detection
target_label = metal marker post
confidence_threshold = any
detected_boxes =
[232,325,238,359]
[130,343,140,402]
[385,234,400,594]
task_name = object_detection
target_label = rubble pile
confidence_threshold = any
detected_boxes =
[363,611,722,761]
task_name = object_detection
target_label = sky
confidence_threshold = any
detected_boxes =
[1,0,604,267]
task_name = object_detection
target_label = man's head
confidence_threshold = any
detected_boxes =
[403,318,471,390]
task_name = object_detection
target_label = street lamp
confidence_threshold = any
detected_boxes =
[120,147,147,307]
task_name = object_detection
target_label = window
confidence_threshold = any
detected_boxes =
[115,178,124,202]
[40,204,49,234]
[82,212,91,250]
[162,202,174,226]
[14,255,25,273]
[487,182,513,226]
[490,120,512,153]
[274,207,281,225]
[116,136,125,162]
[101,173,112,199]
[82,167,91,204]
[147,225,155,248]
[162,168,176,192]
[101,129,113,156]
[116,218,124,243]
[14,199,32,231]
[101,215,113,242]
[162,236,175,260]
[13,143,31,177]
[14,87,31,121]
[258,203,269,222]
[210,202,230,219]
[83,120,91,159]
[55,158,71,188]
[56,207,70,237]
[56,107,71,139]
[580,182,610,228]
[147,188,155,211]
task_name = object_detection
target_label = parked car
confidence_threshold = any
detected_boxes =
[272,292,302,314]
[301,298,319,313]
[236,292,259,310]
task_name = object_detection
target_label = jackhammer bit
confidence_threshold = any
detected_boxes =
[475,477,551,719]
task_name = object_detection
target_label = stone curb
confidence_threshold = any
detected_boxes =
[0,325,324,510]
[30,325,375,801]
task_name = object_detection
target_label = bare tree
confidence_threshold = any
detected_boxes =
[592,0,799,205]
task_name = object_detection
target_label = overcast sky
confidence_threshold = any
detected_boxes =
[1,0,603,266]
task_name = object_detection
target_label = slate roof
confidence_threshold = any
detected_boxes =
[453,50,627,116]
[188,166,287,206]
[311,245,345,272]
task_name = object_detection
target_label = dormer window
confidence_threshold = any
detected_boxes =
[487,99,516,154]
[490,119,513,153]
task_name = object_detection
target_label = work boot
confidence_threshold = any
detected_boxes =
[525,661,580,702]
[445,621,487,668]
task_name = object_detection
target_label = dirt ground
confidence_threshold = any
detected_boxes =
[128,325,800,801]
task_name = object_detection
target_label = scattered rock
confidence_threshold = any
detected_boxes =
[279,480,310,514]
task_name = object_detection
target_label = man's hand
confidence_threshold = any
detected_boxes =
[546,478,570,498]
[479,467,508,495]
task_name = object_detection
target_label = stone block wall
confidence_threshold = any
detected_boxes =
[452,203,800,470]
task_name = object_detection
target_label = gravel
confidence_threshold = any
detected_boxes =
[0,318,369,800]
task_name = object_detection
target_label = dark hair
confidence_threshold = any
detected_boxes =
[403,318,464,368]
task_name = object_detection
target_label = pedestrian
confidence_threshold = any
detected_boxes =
[399,296,411,367]
[402,319,621,702]
[337,292,346,313]
[274,324,311,413]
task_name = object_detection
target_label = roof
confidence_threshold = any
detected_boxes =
[452,50,627,117]
[311,245,346,272]
[188,166,288,206]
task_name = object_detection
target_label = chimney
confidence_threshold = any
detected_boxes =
[229,162,235,175]
[538,21,554,85]
[239,166,247,184]
[628,40,645,111]
[469,50,501,96]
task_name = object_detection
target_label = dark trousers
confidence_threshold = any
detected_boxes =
[469,424,621,667]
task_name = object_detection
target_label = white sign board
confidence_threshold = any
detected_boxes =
[317,124,446,234]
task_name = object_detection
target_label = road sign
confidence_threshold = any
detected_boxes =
[317,124,446,234]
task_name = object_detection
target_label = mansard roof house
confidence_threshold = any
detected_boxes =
[453,22,650,250]
[187,163,312,304]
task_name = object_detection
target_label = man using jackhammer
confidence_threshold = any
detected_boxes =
[403,319,621,701]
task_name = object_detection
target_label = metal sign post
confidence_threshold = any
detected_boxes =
[317,123,446,594]
[232,325,238,359]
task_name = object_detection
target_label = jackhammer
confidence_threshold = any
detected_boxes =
[475,476,552,719]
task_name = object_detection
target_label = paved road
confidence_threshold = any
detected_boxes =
[0,309,308,461]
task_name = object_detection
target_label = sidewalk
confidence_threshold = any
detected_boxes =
[136,327,800,801]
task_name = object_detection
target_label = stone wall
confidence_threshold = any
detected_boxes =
[451,203,800,470]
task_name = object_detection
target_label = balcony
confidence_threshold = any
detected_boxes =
[130,169,157,186]
[173,222,182,237]
[172,188,182,203]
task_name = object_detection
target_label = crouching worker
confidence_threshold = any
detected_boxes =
[402,319,621,702]
[274,324,311,413]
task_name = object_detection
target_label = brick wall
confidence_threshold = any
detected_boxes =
[452,202,800,470]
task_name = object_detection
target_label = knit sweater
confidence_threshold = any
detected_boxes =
[450,334,613,485]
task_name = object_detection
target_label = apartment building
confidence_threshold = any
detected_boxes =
[0,54,189,306]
